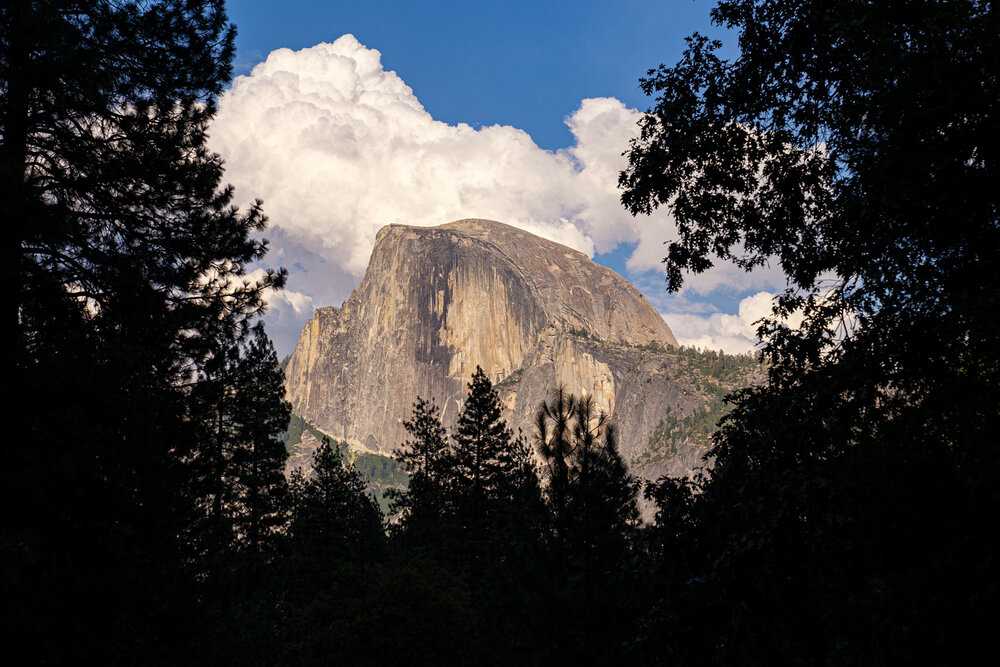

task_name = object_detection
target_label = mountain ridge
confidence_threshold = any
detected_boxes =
[284,218,753,487]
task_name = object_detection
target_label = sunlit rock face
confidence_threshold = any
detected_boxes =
[285,218,697,479]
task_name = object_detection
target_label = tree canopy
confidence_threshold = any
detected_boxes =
[2,2,286,660]
[621,1,999,663]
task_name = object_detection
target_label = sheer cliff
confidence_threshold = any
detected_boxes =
[285,218,751,482]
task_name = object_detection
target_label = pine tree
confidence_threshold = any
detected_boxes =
[392,368,540,567]
[287,440,386,598]
[535,391,639,559]
[229,323,292,558]
[451,368,519,513]
[284,440,386,658]
[388,370,546,658]
[389,397,451,527]
[534,389,640,663]
[186,321,290,566]
[534,386,578,544]
[184,322,292,667]
[448,366,539,573]
[2,2,284,660]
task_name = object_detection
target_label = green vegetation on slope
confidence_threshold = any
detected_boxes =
[282,413,409,514]
[637,403,728,466]
[673,345,759,383]
[349,448,409,514]
[281,412,328,451]
[636,347,763,467]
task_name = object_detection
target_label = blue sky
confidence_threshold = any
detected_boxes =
[227,1,729,151]
[215,1,782,357]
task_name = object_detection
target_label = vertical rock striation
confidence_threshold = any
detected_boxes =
[285,218,732,484]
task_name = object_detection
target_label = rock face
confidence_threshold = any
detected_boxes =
[285,218,718,482]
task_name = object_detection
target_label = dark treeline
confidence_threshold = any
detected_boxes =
[4,0,998,664]
[620,0,1000,664]
[2,0,288,662]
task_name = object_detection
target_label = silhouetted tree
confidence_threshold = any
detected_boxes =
[184,322,292,666]
[389,370,546,659]
[185,322,290,570]
[287,440,385,597]
[388,397,452,534]
[2,2,284,660]
[448,367,539,571]
[536,392,639,568]
[534,386,577,540]
[449,367,546,657]
[228,323,292,558]
[621,1,1000,663]
[392,368,541,569]
[534,389,640,663]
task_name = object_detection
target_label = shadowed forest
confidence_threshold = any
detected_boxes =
[3,1,998,665]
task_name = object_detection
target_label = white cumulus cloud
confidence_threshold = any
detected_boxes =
[209,35,787,355]
[663,291,805,355]
[210,36,667,274]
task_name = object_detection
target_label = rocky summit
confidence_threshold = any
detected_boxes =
[285,218,753,484]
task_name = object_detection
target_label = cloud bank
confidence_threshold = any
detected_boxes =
[664,292,775,355]
[210,35,785,355]
[662,291,810,355]
[211,36,660,272]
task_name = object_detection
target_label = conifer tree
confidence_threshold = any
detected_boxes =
[451,368,523,513]
[228,323,291,557]
[388,369,546,656]
[287,440,385,596]
[186,321,290,565]
[536,391,639,558]
[183,324,291,667]
[569,398,639,570]
[534,389,640,663]
[389,397,451,527]
[534,387,578,543]
[448,367,539,572]
[2,2,284,659]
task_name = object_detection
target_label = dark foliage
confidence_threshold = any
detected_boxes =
[186,322,291,567]
[2,1,285,661]
[388,369,549,661]
[282,560,476,667]
[276,441,389,663]
[284,440,385,604]
[388,396,452,531]
[391,368,542,568]
[622,1,1000,663]
[449,367,540,572]
[288,441,386,581]
[534,388,641,663]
